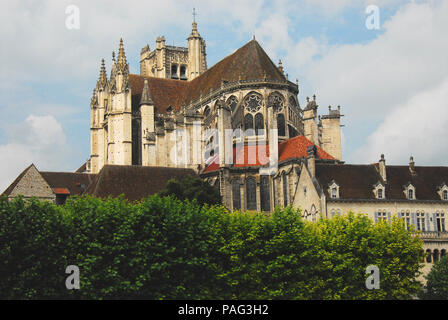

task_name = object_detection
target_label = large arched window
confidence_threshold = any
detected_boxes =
[232,180,241,210]
[244,92,262,113]
[277,114,286,137]
[268,92,285,113]
[260,176,271,212]
[282,172,288,207]
[180,66,187,80]
[171,64,178,79]
[246,177,257,211]
[244,113,254,134]
[227,95,238,113]
[255,113,264,135]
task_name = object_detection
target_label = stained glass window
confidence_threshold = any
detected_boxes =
[246,177,257,211]
[260,176,271,212]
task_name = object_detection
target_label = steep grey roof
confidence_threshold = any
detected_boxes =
[315,163,448,201]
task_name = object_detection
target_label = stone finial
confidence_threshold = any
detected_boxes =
[313,94,316,101]
[278,59,284,74]
[306,96,310,103]
[409,156,415,173]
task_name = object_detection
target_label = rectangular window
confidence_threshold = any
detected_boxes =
[401,212,411,230]
[377,189,383,199]
[437,213,446,232]
[417,213,425,231]
[378,212,387,222]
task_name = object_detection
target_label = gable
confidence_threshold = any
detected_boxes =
[6,165,54,199]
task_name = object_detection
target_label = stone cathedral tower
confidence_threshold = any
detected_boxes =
[139,20,207,80]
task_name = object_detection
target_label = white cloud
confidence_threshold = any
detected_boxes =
[0,115,70,193]
[353,78,448,165]
[280,1,448,164]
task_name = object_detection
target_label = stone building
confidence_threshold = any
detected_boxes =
[295,152,448,275]
[2,18,447,276]
[86,20,343,214]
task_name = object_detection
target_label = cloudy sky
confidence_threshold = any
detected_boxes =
[1,0,447,192]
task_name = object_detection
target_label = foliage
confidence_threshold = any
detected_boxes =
[0,195,424,299]
[421,255,448,299]
[158,174,221,206]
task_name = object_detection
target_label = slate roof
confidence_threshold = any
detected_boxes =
[40,171,96,196]
[1,164,96,197]
[315,163,448,201]
[129,40,286,114]
[83,165,197,201]
[202,135,335,173]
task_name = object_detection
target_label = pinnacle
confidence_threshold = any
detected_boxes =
[140,78,153,106]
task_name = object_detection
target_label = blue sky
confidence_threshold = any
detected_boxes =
[1,0,448,192]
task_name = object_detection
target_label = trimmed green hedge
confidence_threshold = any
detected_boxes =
[0,195,424,299]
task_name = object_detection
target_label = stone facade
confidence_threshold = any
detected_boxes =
[294,154,448,278]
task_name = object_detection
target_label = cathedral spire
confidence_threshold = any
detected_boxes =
[190,8,200,38]
[97,58,107,90]
[140,79,153,106]
[117,38,129,74]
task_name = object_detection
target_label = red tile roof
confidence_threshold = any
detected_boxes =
[203,136,335,173]
[52,188,70,195]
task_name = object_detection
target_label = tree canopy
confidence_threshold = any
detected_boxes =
[158,174,221,206]
[0,195,425,299]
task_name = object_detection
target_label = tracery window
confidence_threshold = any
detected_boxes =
[246,177,257,211]
[277,114,286,136]
[227,96,238,113]
[232,180,241,210]
[255,113,264,135]
[260,176,271,212]
[282,172,288,207]
[244,113,254,134]
[268,92,285,113]
[244,93,262,113]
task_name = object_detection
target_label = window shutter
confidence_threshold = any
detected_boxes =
[433,213,438,232]
[387,212,391,224]
[426,213,430,232]
[411,212,417,229]
[374,212,378,223]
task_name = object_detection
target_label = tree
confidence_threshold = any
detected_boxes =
[158,174,221,206]
[421,255,448,299]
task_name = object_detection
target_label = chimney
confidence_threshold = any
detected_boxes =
[379,154,387,182]
[409,156,416,174]
[307,145,317,177]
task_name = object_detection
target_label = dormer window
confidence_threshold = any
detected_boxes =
[331,188,337,198]
[328,181,340,199]
[378,189,383,199]
[437,184,448,201]
[404,183,416,200]
[373,182,385,200]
